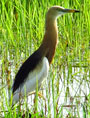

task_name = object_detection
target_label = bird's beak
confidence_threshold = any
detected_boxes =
[63,8,80,13]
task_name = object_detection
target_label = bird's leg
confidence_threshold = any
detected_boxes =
[29,91,46,100]
[28,90,47,114]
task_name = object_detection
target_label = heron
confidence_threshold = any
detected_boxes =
[11,6,79,105]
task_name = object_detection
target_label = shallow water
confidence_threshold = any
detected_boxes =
[0,52,90,118]
[26,63,89,117]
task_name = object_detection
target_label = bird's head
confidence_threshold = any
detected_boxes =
[47,6,80,20]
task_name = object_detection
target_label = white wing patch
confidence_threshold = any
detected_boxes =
[12,57,49,104]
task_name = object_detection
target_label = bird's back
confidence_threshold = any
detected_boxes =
[12,57,49,104]
[12,49,43,93]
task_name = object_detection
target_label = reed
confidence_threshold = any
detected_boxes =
[0,0,90,117]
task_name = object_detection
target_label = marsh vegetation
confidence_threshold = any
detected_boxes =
[0,0,90,118]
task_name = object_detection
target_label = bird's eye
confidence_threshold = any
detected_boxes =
[56,8,63,12]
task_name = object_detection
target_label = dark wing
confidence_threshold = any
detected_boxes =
[12,49,42,93]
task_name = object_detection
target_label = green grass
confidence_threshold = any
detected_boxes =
[0,0,90,118]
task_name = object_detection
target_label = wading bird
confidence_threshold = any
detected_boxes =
[11,6,79,105]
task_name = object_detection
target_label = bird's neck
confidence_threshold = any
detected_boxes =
[39,16,58,64]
